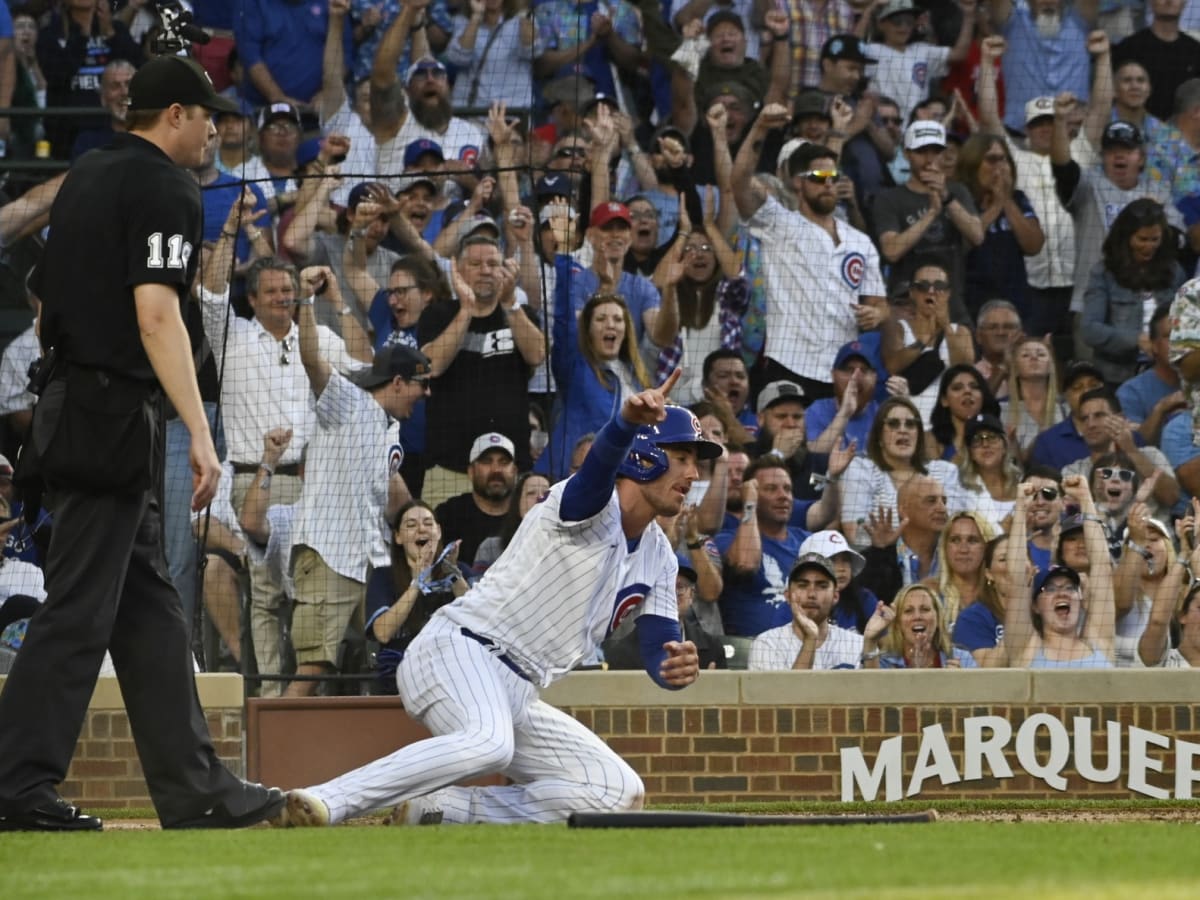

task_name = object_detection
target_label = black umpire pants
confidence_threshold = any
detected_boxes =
[0,485,245,825]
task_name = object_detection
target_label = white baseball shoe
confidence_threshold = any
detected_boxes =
[385,794,444,826]
[270,788,330,828]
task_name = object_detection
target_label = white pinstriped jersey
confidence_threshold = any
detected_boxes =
[439,480,679,687]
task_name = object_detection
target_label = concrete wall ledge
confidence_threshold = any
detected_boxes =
[0,673,246,709]
[540,668,1200,707]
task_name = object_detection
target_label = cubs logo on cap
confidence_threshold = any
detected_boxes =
[1024,96,1056,125]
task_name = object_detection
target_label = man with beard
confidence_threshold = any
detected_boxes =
[1113,0,1200,123]
[985,0,1098,135]
[805,340,881,454]
[368,7,453,194]
[733,108,888,400]
[391,57,487,196]
[435,433,518,566]
[747,552,863,670]
[873,120,984,319]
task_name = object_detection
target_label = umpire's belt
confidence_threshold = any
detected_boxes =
[232,462,301,477]
[460,627,531,682]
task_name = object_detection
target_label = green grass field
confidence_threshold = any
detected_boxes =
[3,804,1200,900]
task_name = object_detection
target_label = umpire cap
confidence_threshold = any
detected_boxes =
[127,56,240,114]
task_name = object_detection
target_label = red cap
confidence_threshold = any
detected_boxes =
[589,201,632,229]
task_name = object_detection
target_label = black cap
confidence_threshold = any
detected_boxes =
[820,35,875,64]
[1062,360,1105,390]
[706,9,745,34]
[1101,120,1144,150]
[536,173,573,199]
[964,413,1005,446]
[127,56,239,114]
[348,346,432,390]
[793,90,831,122]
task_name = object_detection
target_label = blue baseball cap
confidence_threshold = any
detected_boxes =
[536,173,572,199]
[1032,565,1081,600]
[833,340,874,371]
[404,139,445,168]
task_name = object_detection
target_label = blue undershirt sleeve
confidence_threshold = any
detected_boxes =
[637,614,685,690]
[560,412,640,522]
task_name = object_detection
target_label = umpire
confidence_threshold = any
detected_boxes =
[0,56,284,832]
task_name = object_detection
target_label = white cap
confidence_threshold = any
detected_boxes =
[798,530,865,577]
[468,432,516,465]
[1024,96,1055,125]
[878,0,917,18]
[777,137,811,173]
[904,121,947,151]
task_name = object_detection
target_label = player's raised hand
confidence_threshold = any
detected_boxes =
[659,640,700,687]
[622,367,681,426]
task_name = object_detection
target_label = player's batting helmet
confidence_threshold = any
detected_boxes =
[617,406,724,483]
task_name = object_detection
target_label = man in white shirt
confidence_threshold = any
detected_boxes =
[287,266,431,697]
[748,552,863,670]
[197,255,368,694]
[731,102,888,401]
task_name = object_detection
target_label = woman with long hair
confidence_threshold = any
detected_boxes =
[954,413,1021,532]
[364,502,468,693]
[541,286,655,479]
[928,511,995,630]
[860,584,978,668]
[926,364,1000,460]
[955,134,1044,320]
[840,395,958,548]
[1003,336,1065,457]
[473,472,551,572]
[1110,512,1175,667]
[952,535,1011,667]
[1140,506,1200,667]
[1081,198,1187,386]
[661,187,748,406]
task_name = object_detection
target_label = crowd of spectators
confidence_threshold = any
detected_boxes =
[3,0,1200,684]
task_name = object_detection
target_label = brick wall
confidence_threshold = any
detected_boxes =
[28,675,247,811]
[9,669,1200,809]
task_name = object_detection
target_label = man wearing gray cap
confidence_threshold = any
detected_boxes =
[0,55,284,831]
[747,552,864,670]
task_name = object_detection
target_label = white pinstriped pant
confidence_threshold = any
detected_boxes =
[307,615,644,824]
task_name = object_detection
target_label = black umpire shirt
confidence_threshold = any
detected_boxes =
[36,133,202,381]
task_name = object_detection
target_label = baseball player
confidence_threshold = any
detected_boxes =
[274,369,715,827]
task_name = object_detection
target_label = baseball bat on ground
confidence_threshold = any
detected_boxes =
[567,809,939,828]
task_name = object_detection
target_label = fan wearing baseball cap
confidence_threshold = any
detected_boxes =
[873,120,983,316]
[861,0,974,122]
[804,340,882,455]
[555,201,677,355]
[746,552,865,670]
[0,52,288,833]
[981,0,1094,136]
[1004,475,1117,669]
[1048,104,1180,333]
